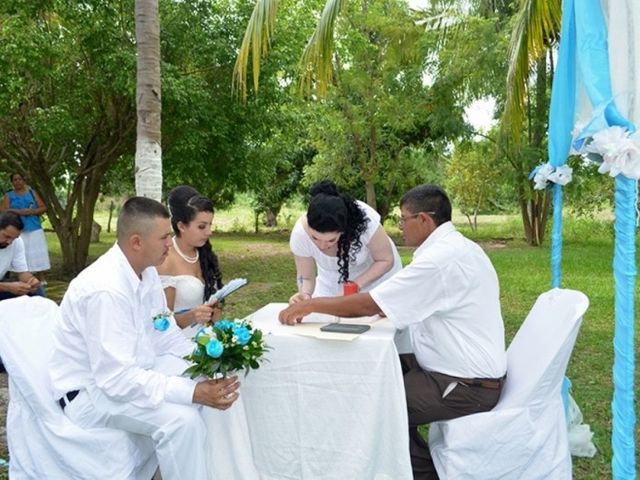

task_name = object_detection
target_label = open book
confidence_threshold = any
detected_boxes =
[207,278,248,303]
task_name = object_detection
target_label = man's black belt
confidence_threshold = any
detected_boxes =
[458,374,506,390]
[58,390,79,410]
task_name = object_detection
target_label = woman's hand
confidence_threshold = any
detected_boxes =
[190,304,215,325]
[288,291,311,305]
[209,298,223,322]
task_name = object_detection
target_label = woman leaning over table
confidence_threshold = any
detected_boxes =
[289,180,402,304]
[157,184,259,480]
[1,173,50,285]
[157,185,224,338]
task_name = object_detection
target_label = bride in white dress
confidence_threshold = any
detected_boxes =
[157,185,260,480]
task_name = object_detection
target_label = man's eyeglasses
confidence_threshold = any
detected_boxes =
[398,211,435,226]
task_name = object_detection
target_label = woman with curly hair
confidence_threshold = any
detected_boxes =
[157,185,224,337]
[289,180,402,303]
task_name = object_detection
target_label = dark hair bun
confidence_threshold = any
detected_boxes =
[309,180,339,198]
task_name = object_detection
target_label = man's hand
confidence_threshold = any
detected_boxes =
[26,276,40,293]
[279,302,311,325]
[192,375,240,410]
[3,281,32,296]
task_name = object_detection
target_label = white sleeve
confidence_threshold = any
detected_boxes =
[370,257,446,329]
[10,237,29,273]
[356,201,382,245]
[289,218,315,257]
[79,291,196,407]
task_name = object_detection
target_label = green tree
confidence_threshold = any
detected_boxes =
[0,1,137,273]
[501,0,560,245]
[446,140,505,229]
[0,0,298,272]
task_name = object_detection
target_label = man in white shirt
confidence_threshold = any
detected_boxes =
[49,197,240,480]
[279,185,507,480]
[0,211,42,300]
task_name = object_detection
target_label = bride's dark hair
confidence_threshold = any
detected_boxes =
[167,185,223,301]
[306,180,369,283]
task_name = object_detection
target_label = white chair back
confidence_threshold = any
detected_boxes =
[498,288,589,410]
[428,288,589,480]
[0,296,157,480]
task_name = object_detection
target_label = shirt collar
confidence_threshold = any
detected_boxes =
[413,221,456,259]
[109,243,141,293]
[111,243,159,297]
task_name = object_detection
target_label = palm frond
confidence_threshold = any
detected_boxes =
[412,0,470,49]
[298,0,346,96]
[503,0,561,140]
[232,0,280,101]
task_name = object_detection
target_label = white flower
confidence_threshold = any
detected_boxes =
[586,126,640,180]
[531,162,573,190]
[532,163,555,190]
[547,164,573,186]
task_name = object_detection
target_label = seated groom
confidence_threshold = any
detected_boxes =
[49,197,240,480]
[0,211,42,300]
[280,184,507,480]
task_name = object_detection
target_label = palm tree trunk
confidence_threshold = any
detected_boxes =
[135,0,162,201]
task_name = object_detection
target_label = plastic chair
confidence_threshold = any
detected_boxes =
[0,296,158,480]
[428,288,589,480]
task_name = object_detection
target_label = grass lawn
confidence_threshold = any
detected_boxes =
[20,207,640,479]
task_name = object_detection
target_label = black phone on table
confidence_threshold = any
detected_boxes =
[320,323,371,334]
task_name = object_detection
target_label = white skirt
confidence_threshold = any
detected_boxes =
[21,229,51,271]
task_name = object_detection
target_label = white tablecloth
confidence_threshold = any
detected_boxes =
[242,303,412,480]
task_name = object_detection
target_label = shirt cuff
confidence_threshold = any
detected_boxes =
[165,376,197,405]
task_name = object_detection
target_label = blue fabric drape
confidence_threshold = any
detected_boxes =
[549,0,637,477]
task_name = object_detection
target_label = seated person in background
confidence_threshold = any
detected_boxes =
[280,184,507,480]
[157,186,223,338]
[49,197,240,480]
[289,180,402,303]
[0,211,42,300]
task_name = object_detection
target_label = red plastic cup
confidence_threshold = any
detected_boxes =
[343,281,359,296]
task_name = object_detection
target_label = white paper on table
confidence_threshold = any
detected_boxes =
[247,303,384,341]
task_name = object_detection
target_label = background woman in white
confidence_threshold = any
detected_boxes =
[289,180,402,303]
[158,185,259,479]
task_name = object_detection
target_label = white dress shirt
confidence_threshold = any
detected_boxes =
[50,244,196,408]
[0,236,28,278]
[371,222,507,379]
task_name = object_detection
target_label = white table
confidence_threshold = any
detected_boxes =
[241,303,412,480]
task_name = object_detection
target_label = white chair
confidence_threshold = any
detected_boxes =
[0,296,158,480]
[428,288,589,480]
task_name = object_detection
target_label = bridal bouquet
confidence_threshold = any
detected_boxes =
[183,318,269,379]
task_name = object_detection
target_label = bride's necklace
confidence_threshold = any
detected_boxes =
[172,237,199,264]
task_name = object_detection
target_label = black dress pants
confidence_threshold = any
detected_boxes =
[400,354,504,480]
